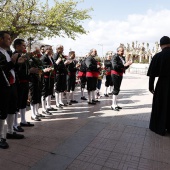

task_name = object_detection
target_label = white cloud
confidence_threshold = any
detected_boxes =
[41,9,170,56]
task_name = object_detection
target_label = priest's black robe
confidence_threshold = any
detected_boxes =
[147,47,170,135]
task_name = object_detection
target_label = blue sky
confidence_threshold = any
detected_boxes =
[42,0,170,56]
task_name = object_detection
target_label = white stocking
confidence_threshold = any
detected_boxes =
[35,103,39,115]
[55,92,60,106]
[59,92,64,105]
[41,96,47,112]
[105,87,108,95]
[111,95,117,107]
[13,112,18,127]
[66,92,70,103]
[30,104,36,118]
[88,91,92,102]
[46,95,51,109]
[20,108,27,123]
[0,119,6,139]
[81,88,84,97]
[6,114,14,134]
[70,91,74,100]
[110,86,113,93]
[92,91,95,100]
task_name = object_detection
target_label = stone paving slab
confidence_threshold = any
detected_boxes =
[1,73,170,170]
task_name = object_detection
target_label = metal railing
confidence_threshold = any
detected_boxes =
[129,67,148,75]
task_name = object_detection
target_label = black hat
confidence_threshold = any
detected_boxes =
[160,36,170,46]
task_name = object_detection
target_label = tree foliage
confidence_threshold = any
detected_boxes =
[0,0,92,40]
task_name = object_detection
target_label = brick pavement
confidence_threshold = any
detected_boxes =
[0,73,170,170]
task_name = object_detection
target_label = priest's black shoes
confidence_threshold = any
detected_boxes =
[111,106,119,111]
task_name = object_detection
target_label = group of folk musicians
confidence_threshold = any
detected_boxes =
[0,31,132,149]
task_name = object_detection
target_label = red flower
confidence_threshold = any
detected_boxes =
[37,54,41,58]
[22,49,27,53]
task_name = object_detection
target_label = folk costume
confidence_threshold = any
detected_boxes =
[111,54,129,110]
[78,59,87,100]
[41,54,56,114]
[66,59,78,104]
[0,48,24,148]
[104,59,113,96]
[13,51,34,130]
[29,54,44,121]
[85,56,99,104]
[53,53,67,108]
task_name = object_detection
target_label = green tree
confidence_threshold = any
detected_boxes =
[0,0,92,40]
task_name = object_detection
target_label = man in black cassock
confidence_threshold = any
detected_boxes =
[147,36,170,136]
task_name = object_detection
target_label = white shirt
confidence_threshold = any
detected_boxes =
[0,47,15,81]
[119,56,125,65]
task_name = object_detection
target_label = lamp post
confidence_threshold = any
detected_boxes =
[98,44,103,57]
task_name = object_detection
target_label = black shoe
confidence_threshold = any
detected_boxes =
[0,138,9,149]
[116,106,122,109]
[20,122,34,127]
[56,104,63,108]
[108,92,113,95]
[42,110,52,115]
[67,102,72,105]
[37,114,46,118]
[92,99,100,103]
[81,96,87,100]
[13,126,24,132]
[111,106,119,111]
[6,132,25,139]
[88,101,96,105]
[70,100,78,103]
[31,116,41,121]
[104,94,109,97]
[46,107,57,111]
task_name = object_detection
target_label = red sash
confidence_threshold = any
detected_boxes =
[86,71,99,78]
[106,71,111,75]
[111,70,123,76]
[78,71,86,77]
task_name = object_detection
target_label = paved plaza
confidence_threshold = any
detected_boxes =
[0,73,170,170]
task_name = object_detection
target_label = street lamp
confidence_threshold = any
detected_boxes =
[98,44,103,57]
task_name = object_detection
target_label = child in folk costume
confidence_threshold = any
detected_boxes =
[95,58,105,99]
